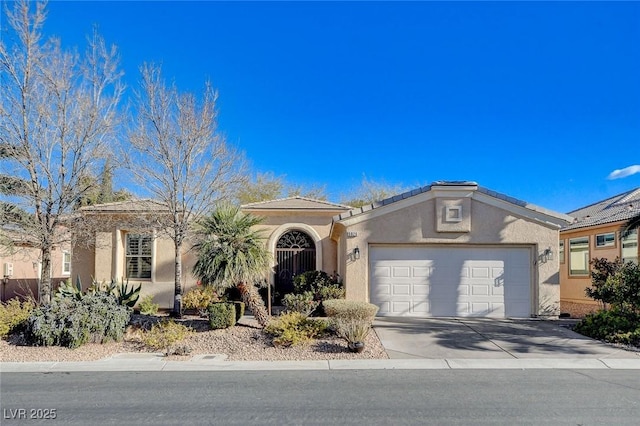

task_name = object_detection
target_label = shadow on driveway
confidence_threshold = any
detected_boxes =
[373,317,640,359]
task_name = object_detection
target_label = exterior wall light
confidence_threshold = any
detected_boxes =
[538,247,554,264]
[353,247,360,260]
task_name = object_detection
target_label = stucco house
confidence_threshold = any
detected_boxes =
[72,181,572,318]
[1,226,70,302]
[559,187,640,317]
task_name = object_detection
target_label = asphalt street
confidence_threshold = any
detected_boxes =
[2,369,640,425]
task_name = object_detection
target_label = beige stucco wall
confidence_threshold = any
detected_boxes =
[71,214,198,309]
[333,193,563,317]
[244,210,342,284]
[1,244,69,302]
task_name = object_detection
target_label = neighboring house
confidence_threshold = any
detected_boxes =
[559,187,640,318]
[0,226,70,302]
[74,181,572,318]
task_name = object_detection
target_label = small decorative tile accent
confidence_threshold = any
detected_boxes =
[445,205,463,222]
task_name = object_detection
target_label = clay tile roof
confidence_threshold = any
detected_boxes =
[241,196,351,211]
[78,199,169,213]
[562,187,640,231]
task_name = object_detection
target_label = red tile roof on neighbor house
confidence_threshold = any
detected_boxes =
[562,187,640,231]
[241,196,351,211]
[78,199,169,213]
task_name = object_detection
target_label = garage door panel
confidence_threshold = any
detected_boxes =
[413,284,430,295]
[374,283,392,296]
[370,246,531,318]
[471,267,490,279]
[413,267,431,277]
[413,301,430,313]
[392,266,411,278]
[393,284,411,296]
[373,266,391,278]
[377,301,392,314]
[391,301,411,315]
[471,285,489,296]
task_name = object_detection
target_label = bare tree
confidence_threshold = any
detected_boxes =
[127,63,246,317]
[340,175,409,208]
[236,171,327,205]
[0,0,124,303]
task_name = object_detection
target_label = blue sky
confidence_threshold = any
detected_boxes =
[4,1,640,213]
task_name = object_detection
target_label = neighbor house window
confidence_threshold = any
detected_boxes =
[595,232,615,248]
[569,237,589,275]
[559,240,565,264]
[62,251,71,275]
[126,234,152,279]
[622,229,638,264]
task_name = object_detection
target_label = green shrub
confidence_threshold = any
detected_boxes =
[293,271,343,301]
[323,300,379,345]
[25,292,131,348]
[334,318,373,343]
[184,286,220,316]
[574,308,640,344]
[208,302,236,330]
[282,291,319,316]
[142,320,193,356]
[265,312,328,347]
[586,258,640,312]
[0,298,35,337]
[233,301,245,322]
[138,295,159,316]
[323,299,379,321]
[318,284,346,301]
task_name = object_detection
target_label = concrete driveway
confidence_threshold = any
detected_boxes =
[373,317,640,359]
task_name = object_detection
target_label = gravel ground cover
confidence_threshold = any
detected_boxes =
[0,315,388,363]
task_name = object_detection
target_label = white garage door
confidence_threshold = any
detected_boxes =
[370,246,531,318]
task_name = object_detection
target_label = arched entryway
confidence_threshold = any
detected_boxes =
[274,230,316,304]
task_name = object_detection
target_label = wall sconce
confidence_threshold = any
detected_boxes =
[353,247,360,260]
[538,247,553,264]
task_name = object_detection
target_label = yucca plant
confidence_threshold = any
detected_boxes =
[193,204,272,327]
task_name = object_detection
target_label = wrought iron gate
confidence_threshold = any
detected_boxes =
[274,230,316,304]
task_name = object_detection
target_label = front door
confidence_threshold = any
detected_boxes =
[274,230,316,304]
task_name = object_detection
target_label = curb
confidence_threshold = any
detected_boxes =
[3,357,640,372]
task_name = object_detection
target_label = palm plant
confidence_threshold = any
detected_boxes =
[193,205,271,327]
[621,214,640,239]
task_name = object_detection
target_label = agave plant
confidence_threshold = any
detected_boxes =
[57,276,140,308]
[55,276,84,301]
[115,280,142,308]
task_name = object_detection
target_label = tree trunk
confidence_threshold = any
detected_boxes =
[172,242,183,318]
[237,282,270,328]
[40,246,52,304]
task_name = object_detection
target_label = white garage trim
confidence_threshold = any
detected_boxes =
[369,245,534,318]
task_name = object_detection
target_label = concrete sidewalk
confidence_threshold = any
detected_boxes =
[2,354,640,372]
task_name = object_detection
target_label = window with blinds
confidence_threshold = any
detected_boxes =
[126,234,152,279]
